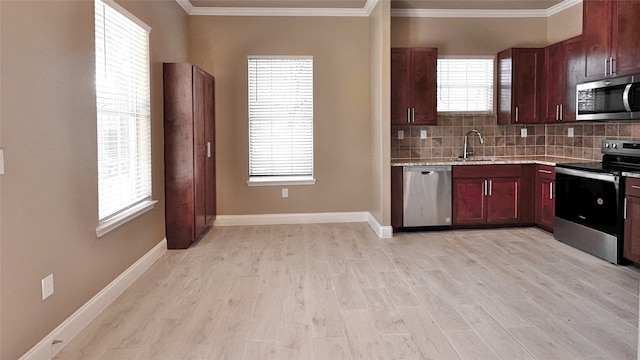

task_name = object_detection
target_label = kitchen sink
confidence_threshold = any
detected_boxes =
[453,156,498,162]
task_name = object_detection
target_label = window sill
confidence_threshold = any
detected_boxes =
[247,176,316,187]
[96,200,158,237]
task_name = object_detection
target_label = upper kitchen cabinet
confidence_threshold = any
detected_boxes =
[544,36,583,123]
[497,48,545,125]
[164,63,217,249]
[583,0,640,80]
[391,48,437,125]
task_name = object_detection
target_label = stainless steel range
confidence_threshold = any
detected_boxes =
[555,139,640,264]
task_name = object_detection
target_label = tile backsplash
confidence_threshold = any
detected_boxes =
[391,115,640,161]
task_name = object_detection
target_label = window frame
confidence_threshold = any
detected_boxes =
[94,0,156,237]
[436,56,496,115]
[246,55,316,187]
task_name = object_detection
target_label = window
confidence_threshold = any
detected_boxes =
[247,57,315,186]
[95,0,155,236]
[437,57,494,113]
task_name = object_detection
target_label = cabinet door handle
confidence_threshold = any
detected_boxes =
[538,169,552,174]
[484,180,487,196]
[412,108,415,123]
[550,182,553,200]
[207,141,212,158]
[488,179,493,196]
[559,104,563,121]
[605,58,609,76]
[632,185,640,190]
[610,56,615,76]
[515,106,519,122]
[407,108,411,123]
[556,105,560,121]
[624,198,627,220]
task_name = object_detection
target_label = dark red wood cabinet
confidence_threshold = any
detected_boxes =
[534,165,555,232]
[583,0,640,80]
[163,63,216,249]
[497,48,545,125]
[544,36,582,123]
[391,48,437,125]
[452,165,530,226]
[624,177,640,264]
[391,166,403,228]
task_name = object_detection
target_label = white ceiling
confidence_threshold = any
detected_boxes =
[176,0,582,17]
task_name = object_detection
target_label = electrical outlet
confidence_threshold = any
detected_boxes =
[420,130,427,139]
[42,274,54,300]
[568,127,574,138]
[397,130,404,140]
[282,188,288,198]
[521,128,528,138]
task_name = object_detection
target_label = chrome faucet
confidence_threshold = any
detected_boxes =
[463,129,485,159]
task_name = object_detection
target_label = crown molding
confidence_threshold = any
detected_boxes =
[546,0,582,16]
[391,8,548,18]
[189,6,369,16]
[176,0,194,14]
[176,0,580,18]
[363,0,380,16]
[178,0,379,17]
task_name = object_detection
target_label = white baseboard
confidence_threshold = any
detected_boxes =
[215,211,393,238]
[19,238,167,360]
[215,211,370,226]
[368,213,393,238]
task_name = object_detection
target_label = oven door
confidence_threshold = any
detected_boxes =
[555,167,620,236]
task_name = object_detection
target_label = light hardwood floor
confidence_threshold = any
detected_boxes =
[55,223,640,360]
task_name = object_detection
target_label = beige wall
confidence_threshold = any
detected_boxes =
[547,2,583,44]
[391,17,549,55]
[369,1,391,226]
[189,16,371,215]
[0,1,188,358]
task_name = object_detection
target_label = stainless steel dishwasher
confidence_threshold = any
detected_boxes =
[402,166,452,227]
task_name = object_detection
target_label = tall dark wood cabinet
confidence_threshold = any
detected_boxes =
[163,63,216,249]
[583,0,640,80]
[544,36,582,123]
[497,48,545,125]
[391,48,438,125]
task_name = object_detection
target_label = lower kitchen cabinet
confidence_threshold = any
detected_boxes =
[453,165,532,226]
[534,165,555,232]
[624,177,640,263]
[391,166,403,228]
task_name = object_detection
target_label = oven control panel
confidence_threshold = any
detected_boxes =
[602,139,640,156]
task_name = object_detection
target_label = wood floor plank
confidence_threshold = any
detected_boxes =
[444,330,500,360]
[361,288,409,335]
[397,306,462,359]
[341,309,389,360]
[52,224,639,360]
[510,298,607,359]
[508,326,575,360]
[313,337,353,360]
[456,304,535,360]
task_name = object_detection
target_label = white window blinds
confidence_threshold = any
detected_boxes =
[248,57,314,179]
[95,0,152,221]
[437,58,494,113]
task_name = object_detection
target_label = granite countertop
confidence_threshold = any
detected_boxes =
[391,155,584,167]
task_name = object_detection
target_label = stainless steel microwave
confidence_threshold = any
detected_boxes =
[576,74,640,121]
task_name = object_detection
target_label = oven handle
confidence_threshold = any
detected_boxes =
[556,167,619,183]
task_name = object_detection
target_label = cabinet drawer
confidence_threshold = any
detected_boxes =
[627,177,640,197]
[536,165,555,180]
[453,164,522,179]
